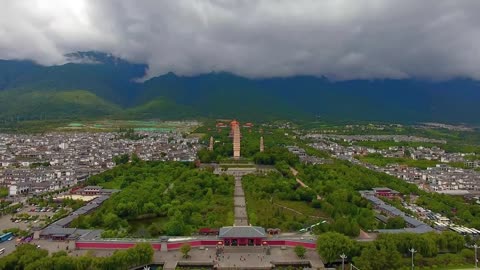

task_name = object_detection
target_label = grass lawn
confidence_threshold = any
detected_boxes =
[275,200,330,220]
[245,193,328,231]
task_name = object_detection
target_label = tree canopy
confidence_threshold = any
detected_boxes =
[0,243,154,270]
[71,161,234,237]
[316,232,355,264]
[351,231,470,269]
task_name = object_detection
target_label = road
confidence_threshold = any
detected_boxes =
[0,238,17,257]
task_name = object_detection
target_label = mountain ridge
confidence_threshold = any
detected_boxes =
[1,52,479,124]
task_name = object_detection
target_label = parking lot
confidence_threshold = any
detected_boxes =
[0,205,58,233]
[0,214,30,232]
[19,205,57,217]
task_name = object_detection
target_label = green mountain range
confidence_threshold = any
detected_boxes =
[1,52,480,124]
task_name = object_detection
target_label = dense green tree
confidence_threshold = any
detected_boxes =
[130,153,141,164]
[294,245,306,258]
[76,161,234,236]
[25,258,55,270]
[332,217,360,237]
[385,216,406,229]
[165,211,187,236]
[103,213,123,230]
[147,223,164,236]
[0,187,8,198]
[316,232,355,264]
[356,209,376,230]
[460,248,475,264]
[143,202,157,214]
[0,244,48,270]
[197,148,216,163]
[180,243,192,258]
[113,154,130,165]
[442,231,465,253]
[354,241,402,270]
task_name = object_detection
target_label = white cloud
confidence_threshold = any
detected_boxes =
[1,0,480,80]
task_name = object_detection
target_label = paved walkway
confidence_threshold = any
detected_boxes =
[234,176,248,226]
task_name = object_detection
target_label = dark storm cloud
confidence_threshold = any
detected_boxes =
[1,0,480,80]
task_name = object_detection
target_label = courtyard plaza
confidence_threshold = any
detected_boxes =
[26,239,324,269]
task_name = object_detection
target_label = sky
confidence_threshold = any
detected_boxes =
[1,0,480,80]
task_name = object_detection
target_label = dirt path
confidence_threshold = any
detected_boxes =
[163,183,174,194]
[290,167,322,200]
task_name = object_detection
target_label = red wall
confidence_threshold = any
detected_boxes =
[75,242,161,250]
[76,240,222,250]
[76,242,136,249]
[75,239,316,250]
[283,240,316,249]
[167,240,222,250]
[166,242,183,250]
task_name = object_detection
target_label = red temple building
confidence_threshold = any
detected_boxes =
[373,187,400,198]
[199,228,219,236]
[219,226,266,246]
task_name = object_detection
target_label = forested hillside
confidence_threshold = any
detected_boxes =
[1,52,480,123]
[0,89,120,120]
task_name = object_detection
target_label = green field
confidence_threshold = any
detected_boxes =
[0,118,201,133]
[358,154,445,169]
[302,122,480,154]
[61,119,199,132]
[356,153,467,169]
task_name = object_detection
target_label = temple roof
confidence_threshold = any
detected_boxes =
[219,226,266,238]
